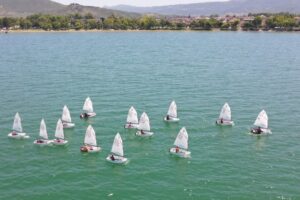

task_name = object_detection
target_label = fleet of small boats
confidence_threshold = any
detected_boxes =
[6,97,272,162]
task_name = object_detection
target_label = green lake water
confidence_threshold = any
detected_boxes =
[0,31,299,199]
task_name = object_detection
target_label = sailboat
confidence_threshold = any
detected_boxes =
[106,133,128,164]
[136,112,154,137]
[61,105,75,128]
[169,127,191,158]
[8,112,29,139]
[52,119,68,145]
[80,125,101,152]
[251,110,271,135]
[216,103,234,125]
[124,106,139,129]
[164,101,180,122]
[80,97,96,118]
[33,119,52,145]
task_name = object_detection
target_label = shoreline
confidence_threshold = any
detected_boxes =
[2,28,300,33]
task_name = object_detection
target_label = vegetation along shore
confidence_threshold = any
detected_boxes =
[1,13,300,32]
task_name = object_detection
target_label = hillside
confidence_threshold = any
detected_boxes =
[109,0,300,16]
[0,0,139,18]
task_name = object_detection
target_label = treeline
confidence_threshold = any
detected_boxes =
[242,14,299,31]
[0,13,185,30]
[0,13,299,31]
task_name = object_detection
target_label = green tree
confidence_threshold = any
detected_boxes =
[85,19,98,29]
[74,20,83,30]
[84,13,94,20]
[139,16,158,30]
[19,18,32,29]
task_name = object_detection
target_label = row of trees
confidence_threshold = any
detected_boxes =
[242,14,299,30]
[0,13,299,31]
[0,14,184,30]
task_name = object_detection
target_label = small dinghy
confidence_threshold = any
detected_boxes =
[8,112,29,139]
[33,119,52,146]
[124,106,139,129]
[136,112,154,137]
[106,133,128,164]
[62,105,75,128]
[170,127,191,158]
[80,97,96,118]
[80,125,101,152]
[216,103,234,126]
[164,101,180,122]
[251,110,271,135]
[52,119,68,145]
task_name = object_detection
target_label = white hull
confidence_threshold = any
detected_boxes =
[251,128,272,135]
[80,112,96,118]
[52,139,68,145]
[80,145,101,153]
[136,130,154,137]
[169,147,191,158]
[33,139,53,146]
[62,122,75,128]
[106,155,128,164]
[8,132,29,139]
[216,119,234,126]
[124,123,139,129]
[164,117,180,122]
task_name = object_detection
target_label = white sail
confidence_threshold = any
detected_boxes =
[84,125,97,146]
[12,112,22,132]
[126,106,138,124]
[111,133,124,156]
[254,110,268,129]
[219,103,231,121]
[138,112,150,131]
[39,119,48,139]
[62,105,72,123]
[55,119,64,139]
[167,101,177,118]
[83,97,93,113]
[174,127,188,150]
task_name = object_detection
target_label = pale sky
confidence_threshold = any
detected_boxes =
[52,0,229,7]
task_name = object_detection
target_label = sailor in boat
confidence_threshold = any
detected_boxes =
[220,118,224,124]
[80,146,93,152]
[166,115,170,120]
[128,122,132,128]
[175,146,179,153]
[36,139,44,144]
[141,130,145,135]
[80,113,89,119]
[80,146,86,152]
[110,155,115,161]
[253,126,262,134]
[11,131,17,136]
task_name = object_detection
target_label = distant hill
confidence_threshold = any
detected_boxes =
[109,0,300,16]
[0,0,139,18]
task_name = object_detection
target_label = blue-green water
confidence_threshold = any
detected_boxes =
[0,32,299,199]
